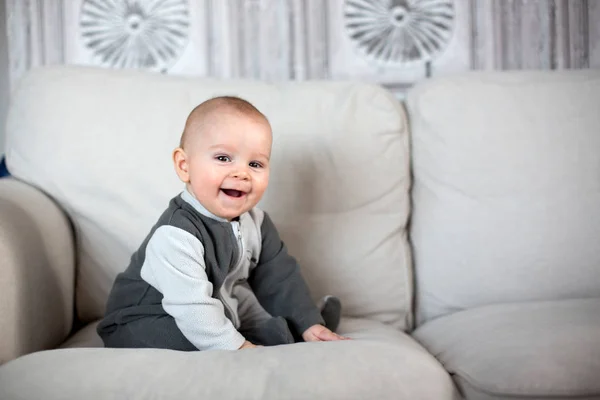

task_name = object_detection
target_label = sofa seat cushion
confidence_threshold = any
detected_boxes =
[413,298,600,400]
[59,321,102,349]
[0,318,458,400]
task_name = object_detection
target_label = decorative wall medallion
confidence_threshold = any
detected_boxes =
[344,0,454,65]
[80,0,190,71]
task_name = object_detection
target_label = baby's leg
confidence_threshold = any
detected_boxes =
[319,295,342,332]
[239,316,295,346]
[99,315,197,351]
[235,282,295,346]
[239,296,342,345]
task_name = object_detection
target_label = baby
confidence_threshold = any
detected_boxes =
[97,96,345,350]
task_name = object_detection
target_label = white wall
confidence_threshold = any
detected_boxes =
[6,1,599,101]
[0,0,8,156]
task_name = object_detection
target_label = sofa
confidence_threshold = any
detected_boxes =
[0,65,598,400]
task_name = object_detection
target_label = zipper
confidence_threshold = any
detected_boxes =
[219,221,244,327]
[236,227,243,263]
[232,221,243,266]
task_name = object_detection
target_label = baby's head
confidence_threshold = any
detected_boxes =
[173,96,272,221]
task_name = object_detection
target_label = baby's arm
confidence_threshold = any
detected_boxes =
[141,225,248,350]
[239,340,259,349]
[302,325,349,342]
[248,213,324,335]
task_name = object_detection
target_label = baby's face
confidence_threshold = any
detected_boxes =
[180,112,272,220]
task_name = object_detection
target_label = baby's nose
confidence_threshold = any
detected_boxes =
[232,170,250,180]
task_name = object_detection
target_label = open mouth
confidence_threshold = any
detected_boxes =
[221,189,246,198]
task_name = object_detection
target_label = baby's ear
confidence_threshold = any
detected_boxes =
[172,147,190,183]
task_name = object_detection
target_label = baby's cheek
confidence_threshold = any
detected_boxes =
[254,175,269,193]
[203,169,225,188]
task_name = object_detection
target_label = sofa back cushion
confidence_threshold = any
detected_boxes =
[6,66,412,329]
[407,70,600,324]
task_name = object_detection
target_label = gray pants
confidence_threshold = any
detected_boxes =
[99,285,295,350]
[100,313,295,350]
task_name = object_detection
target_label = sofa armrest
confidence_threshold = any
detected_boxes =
[0,178,75,364]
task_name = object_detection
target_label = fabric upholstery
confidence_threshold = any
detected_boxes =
[6,66,412,329]
[406,70,600,323]
[0,179,75,364]
[0,318,459,400]
[413,298,600,400]
[59,321,102,349]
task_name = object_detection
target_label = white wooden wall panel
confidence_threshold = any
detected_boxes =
[554,0,570,69]
[7,0,29,90]
[290,0,307,80]
[305,0,330,79]
[239,0,260,78]
[259,0,292,80]
[7,0,66,89]
[469,0,494,70]
[590,0,600,67]
[566,0,589,69]
[6,0,600,96]
[431,0,471,76]
[520,0,552,69]
[205,0,294,80]
[170,0,209,76]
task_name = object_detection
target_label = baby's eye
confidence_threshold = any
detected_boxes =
[249,161,263,169]
[215,155,231,162]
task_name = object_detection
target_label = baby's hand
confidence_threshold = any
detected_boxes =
[302,324,350,342]
[239,340,259,349]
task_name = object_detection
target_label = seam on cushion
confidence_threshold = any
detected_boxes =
[450,367,600,399]
[398,99,414,333]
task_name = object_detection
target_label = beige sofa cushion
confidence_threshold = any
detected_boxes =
[6,66,412,329]
[59,321,102,349]
[413,298,600,400]
[0,318,458,400]
[406,70,600,324]
[0,179,75,363]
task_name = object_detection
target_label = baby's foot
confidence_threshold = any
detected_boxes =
[319,295,342,332]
